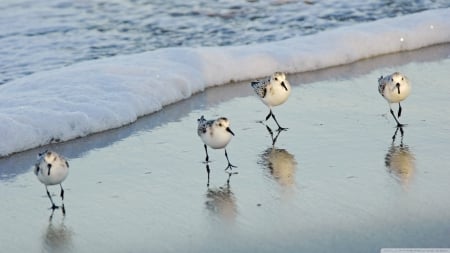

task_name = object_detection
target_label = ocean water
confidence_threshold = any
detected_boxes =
[0,2,450,157]
[1,0,449,84]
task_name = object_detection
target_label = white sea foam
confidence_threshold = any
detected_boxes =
[1,8,449,157]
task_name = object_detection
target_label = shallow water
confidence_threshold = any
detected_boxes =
[1,0,449,84]
[1,44,450,252]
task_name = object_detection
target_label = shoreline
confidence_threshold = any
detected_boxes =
[1,43,449,163]
[1,7,450,158]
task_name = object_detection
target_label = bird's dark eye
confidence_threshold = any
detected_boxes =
[401,77,404,80]
[274,77,278,81]
[391,78,394,82]
[218,123,222,127]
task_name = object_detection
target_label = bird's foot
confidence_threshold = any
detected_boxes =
[225,164,238,172]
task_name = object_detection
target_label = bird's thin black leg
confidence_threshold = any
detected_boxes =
[390,108,403,127]
[266,125,273,136]
[271,110,288,131]
[266,125,274,143]
[224,149,237,171]
[397,103,402,118]
[265,110,272,121]
[204,144,209,163]
[46,186,58,210]
[60,184,64,201]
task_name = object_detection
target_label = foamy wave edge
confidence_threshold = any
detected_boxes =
[1,8,449,157]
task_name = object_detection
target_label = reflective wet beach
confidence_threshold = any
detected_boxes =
[1,44,450,252]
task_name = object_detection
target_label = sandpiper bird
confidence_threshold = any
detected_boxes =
[251,72,291,131]
[197,115,236,171]
[34,150,69,213]
[378,72,411,127]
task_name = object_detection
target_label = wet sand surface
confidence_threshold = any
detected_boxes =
[1,44,450,253]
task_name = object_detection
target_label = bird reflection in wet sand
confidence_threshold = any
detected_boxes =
[259,126,297,189]
[265,124,283,146]
[41,218,73,253]
[204,163,237,187]
[385,126,415,187]
[259,147,297,188]
[205,183,237,222]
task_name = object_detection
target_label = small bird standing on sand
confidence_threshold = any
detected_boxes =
[378,72,411,127]
[34,150,69,214]
[197,115,236,171]
[251,72,291,131]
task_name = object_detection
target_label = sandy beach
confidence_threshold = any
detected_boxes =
[1,44,450,252]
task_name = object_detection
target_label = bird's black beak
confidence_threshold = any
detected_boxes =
[281,81,288,91]
[47,163,52,176]
[226,127,235,136]
[396,83,400,94]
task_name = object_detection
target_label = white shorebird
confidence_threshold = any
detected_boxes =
[34,150,69,213]
[197,115,236,171]
[251,72,291,131]
[378,72,411,127]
